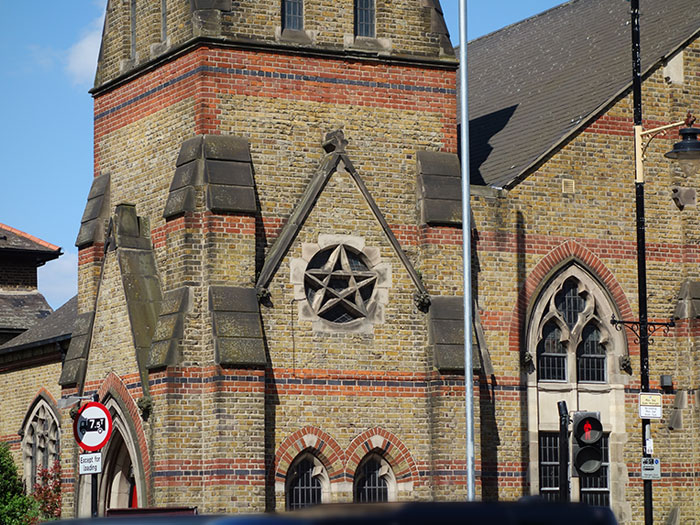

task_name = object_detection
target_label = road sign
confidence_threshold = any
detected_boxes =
[79,453,103,475]
[73,401,113,452]
[639,393,662,419]
[641,457,661,480]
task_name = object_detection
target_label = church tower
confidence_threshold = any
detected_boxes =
[61,0,466,515]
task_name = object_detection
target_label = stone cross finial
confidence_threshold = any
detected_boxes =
[323,130,348,153]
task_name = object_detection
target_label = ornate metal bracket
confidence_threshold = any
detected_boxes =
[610,315,675,345]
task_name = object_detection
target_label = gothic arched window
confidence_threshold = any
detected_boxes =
[353,452,396,503]
[534,276,608,384]
[21,399,60,492]
[286,453,329,510]
[527,263,628,510]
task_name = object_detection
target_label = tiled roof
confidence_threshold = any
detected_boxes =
[0,222,61,254]
[0,291,53,332]
[468,0,700,188]
[0,296,76,353]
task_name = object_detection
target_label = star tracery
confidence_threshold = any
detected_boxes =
[304,245,377,323]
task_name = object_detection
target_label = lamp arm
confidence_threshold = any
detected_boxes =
[640,120,686,160]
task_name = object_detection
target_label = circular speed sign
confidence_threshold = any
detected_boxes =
[73,402,113,452]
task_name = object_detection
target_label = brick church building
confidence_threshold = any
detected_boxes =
[1,1,700,523]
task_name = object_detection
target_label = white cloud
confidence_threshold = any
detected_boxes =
[66,0,107,85]
[66,5,106,86]
[38,251,78,310]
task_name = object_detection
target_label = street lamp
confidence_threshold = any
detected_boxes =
[665,125,700,176]
[608,2,700,525]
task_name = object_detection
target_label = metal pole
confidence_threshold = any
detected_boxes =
[458,0,475,502]
[630,1,653,523]
[557,401,569,503]
[92,472,98,517]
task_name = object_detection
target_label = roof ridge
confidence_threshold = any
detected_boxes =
[0,222,61,252]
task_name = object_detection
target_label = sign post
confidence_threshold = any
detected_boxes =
[73,401,113,517]
[639,393,662,419]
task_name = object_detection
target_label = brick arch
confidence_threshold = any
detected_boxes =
[508,239,634,354]
[275,426,345,483]
[19,388,59,437]
[97,372,151,504]
[345,428,417,483]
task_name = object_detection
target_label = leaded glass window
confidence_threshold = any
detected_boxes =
[283,0,303,31]
[580,435,610,506]
[21,401,60,491]
[354,454,390,503]
[555,278,585,329]
[286,454,324,510]
[354,0,375,38]
[534,275,609,385]
[538,433,560,502]
[537,321,566,381]
[577,324,606,382]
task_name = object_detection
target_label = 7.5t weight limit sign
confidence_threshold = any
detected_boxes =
[73,402,113,452]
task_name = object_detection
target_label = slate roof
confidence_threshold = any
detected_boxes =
[0,295,76,353]
[0,222,61,264]
[0,292,53,332]
[468,0,700,189]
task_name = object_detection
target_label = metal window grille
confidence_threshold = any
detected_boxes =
[286,457,322,510]
[354,0,375,37]
[580,435,610,506]
[354,456,388,503]
[577,324,606,382]
[554,279,585,329]
[537,321,567,381]
[538,433,560,502]
[282,0,303,31]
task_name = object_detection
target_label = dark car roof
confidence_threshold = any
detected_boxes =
[51,501,617,525]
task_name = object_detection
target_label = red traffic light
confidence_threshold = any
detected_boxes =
[575,416,602,444]
[572,412,604,476]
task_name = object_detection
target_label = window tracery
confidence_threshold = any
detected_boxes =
[304,244,377,324]
[535,276,608,383]
[21,400,60,491]
[527,262,628,512]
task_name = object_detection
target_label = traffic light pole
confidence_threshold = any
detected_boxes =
[557,401,570,503]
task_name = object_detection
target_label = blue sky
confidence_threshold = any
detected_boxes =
[0,0,563,309]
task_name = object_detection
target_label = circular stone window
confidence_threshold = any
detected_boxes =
[303,244,377,324]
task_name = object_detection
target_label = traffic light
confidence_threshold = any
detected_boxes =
[572,411,603,476]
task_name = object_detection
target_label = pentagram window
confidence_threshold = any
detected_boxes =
[304,244,377,324]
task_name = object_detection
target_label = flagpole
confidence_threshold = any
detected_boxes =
[458,0,476,501]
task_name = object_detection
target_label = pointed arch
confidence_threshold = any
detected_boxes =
[275,426,344,483]
[97,373,151,506]
[345,428,417,486]
[19,390,60,492]
[353,450,397,502]
[524,257,629,511]
[508,240,634,356]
